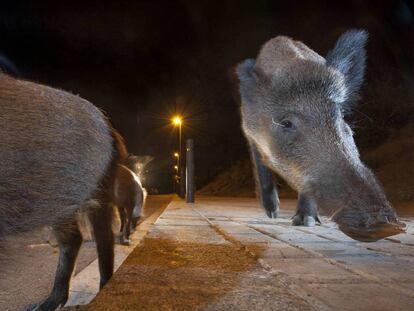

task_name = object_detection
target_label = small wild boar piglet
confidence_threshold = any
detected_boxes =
[0,72,126,310]
[237,30,406,242]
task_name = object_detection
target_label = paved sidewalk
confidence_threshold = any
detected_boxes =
[65,195,172,307]
[85,196,414,310]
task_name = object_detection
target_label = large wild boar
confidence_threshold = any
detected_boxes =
[236,30,406,242]
[0,72,126,310]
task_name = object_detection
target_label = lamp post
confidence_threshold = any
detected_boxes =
[172,116,184,197]
[172,116,182,161]
[173,152,179,194]
[174,152,179,167]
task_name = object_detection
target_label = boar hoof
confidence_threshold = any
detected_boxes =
[120,236,130,245]
[304,216,316,227]
[292,214,317,227]
[266,209,278,219]
[292,215,303,226]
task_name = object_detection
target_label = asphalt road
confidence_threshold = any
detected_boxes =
[0,195,172,311]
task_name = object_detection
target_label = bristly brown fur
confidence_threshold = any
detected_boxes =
[0,71,126,309]
[236,30,404,241]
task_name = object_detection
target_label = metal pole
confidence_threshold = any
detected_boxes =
[177,123,181,197]
[179,123,186,198]
[180,166,185,198]
[186,139,194,203]
[175,155,179,195]
[179,123,182,168]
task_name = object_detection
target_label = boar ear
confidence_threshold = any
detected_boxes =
[143,156,154,166]
[135,155,153,167]
[326,30,368,103]
[236,59,257,102]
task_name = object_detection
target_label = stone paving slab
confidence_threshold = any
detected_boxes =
[86,196,414,310]
[302,282,414,311]
[64,198,168,307]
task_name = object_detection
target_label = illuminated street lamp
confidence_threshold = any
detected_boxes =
[172,115,184,196]
[174,165,178,171]
[173,152,179,171]
[171,116,183,161]
[172,116,182,126]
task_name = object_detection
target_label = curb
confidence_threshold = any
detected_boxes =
[64,199,170,307]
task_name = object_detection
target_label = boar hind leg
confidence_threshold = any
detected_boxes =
[118,206,126,244]
[131,194,143,229]
[118,206,126,233]
[29,219,82,311]
[89,201,114,289]
[250,143,279,218]
[292,193,321,227]
[121,205,133,245]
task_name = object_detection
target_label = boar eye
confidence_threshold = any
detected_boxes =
[280,119,293,129]
[272,117,296,132]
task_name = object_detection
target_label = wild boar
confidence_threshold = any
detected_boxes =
[236,30,406,242]
[0,72,126,310]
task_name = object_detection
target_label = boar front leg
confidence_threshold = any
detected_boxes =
[249,142,279,218]
[292,193,321,227]
[28,219,82,311]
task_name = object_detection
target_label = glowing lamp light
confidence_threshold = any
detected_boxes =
[174,152,179,158]
[172,116,182,126]
[174,165,178,170]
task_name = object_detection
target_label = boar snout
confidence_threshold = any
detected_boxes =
[333,207,406,242]
[312,165,406,242]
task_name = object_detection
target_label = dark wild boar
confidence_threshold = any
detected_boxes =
[113,149,152,245]
[0,72,126,310]
[236,30,406,242]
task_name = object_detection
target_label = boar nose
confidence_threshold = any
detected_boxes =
[338,219,406,242]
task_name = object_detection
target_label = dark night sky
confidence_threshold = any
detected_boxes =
[0,0,413,192]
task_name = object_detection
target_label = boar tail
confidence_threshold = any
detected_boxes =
[104,127,128,203]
